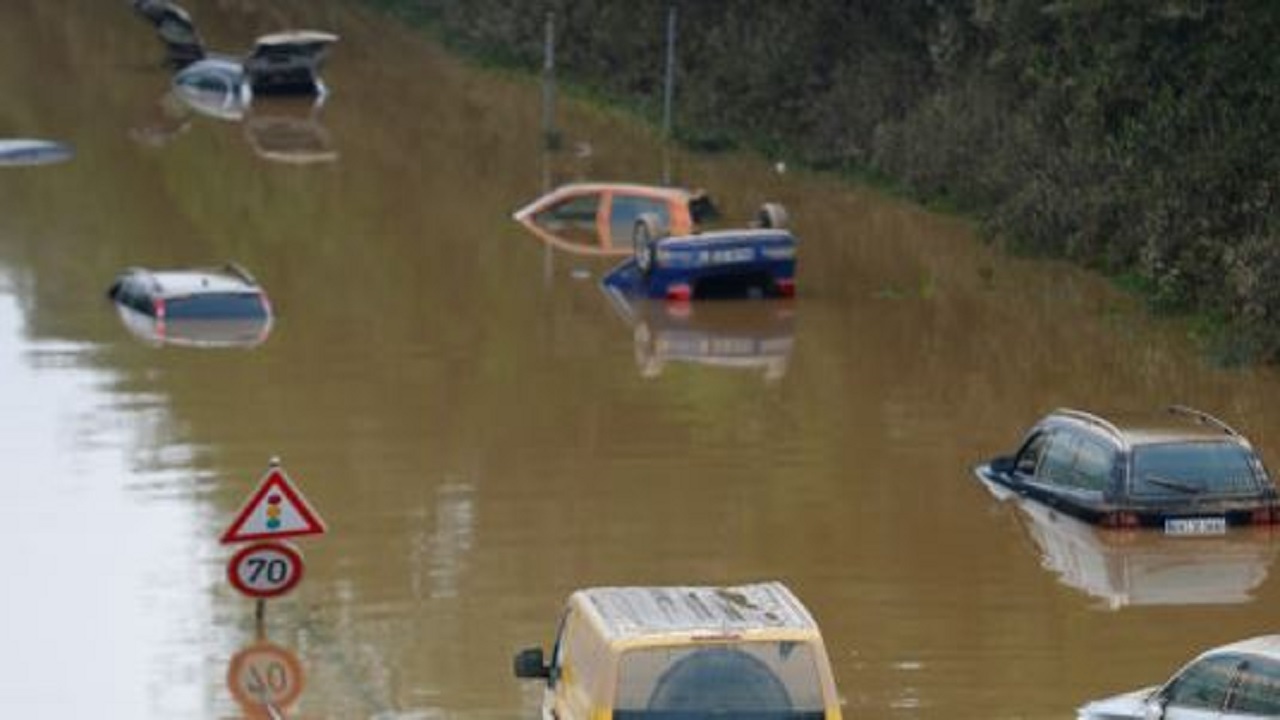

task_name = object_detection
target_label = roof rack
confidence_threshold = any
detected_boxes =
[1167,405,1241,437]
[1053,408,1126,443]
[222,262,258,285]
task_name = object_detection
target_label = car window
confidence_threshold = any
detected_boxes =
[1131,442,1261,498]
[1035,432,1113,492]
[165,293,267,320]
[1164,654,1243,711]
[614,641,825,719]
[1015,433,1048,475]
[533,193,602,247]
[609,194,671,248]
[1229,657,1280,715]
[117,278,154,315]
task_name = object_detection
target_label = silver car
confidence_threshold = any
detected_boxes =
[1078,635,1280,719]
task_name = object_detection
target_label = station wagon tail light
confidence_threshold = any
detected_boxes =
[154,297,166,320]
[666,283,693,302]
[776,278,796,297]
[1101,511,1140,528]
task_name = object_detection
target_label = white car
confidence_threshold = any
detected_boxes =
[1078,635,1280,719]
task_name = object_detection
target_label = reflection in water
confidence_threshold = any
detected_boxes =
[227,636,306,717]
[605,288,795,380]
[978,477,1279,609]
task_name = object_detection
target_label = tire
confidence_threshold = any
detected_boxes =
[633,213,666,274]
[757,202,789,230]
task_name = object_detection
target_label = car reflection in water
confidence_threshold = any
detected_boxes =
[604,285,795,381]
[977,476,1279,609]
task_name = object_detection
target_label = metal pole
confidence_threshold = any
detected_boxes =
[662,3,677,138]
[542,11,558,149]
[255,598,266,638]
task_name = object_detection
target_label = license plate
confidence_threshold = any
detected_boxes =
[705,247,754,264]
[1164,517,1227,536]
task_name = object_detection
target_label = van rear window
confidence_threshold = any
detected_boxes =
[614,641,825,720]
[165,293,267,320]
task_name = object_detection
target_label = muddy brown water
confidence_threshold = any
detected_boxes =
[2,1,1280,718]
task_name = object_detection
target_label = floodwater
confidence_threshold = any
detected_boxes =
[2,1,1280,718]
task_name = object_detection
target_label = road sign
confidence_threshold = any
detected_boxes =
[227,541,305,599]
[221,463,327,544]
[227,639,305,713]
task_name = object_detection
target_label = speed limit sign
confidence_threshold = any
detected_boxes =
[227,541,304,599]
[227,639,305,711]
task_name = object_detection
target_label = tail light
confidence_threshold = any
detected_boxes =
[1249,508,1279,525]
[259,292,273,317]
[154,297,166,320]
[1101,511,1140,528]
[776,278,796,297]
[665,283,692,302]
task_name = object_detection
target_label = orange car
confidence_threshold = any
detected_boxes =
[512,183,718,257]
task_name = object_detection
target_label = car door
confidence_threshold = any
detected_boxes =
[1222,656,1280,718]
[1160,654,1245,719]
[530,191,607,251]
[606,193,673,251]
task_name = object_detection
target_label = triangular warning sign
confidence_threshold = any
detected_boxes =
[220,463,327,544]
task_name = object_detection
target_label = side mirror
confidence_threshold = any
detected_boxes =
[513,647,550,680]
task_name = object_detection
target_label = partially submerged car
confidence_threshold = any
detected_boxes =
[977,476,1278,608]
[514,582,843,720]
[107,264,273,348]
[133,1,338,101]
[974,407,1279,532]
[513,183,720,257]
[1078,635,1280,719]
[0,139,73,167]
[604,285,795,379]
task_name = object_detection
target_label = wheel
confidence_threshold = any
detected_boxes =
[633,213,666,274]
[757,202,789,230]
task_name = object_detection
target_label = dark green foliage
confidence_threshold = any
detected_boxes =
[368,0,1280,360]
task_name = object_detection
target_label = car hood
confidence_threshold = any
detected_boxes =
[1077,686,1157,719]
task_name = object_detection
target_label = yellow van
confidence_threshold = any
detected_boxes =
[513,582,843,720]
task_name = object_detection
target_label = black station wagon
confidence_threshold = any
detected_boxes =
[974,407,1279,534]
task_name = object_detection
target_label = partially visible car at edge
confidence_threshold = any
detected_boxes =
[974,406,1279,533]
[1078,635,1280,719]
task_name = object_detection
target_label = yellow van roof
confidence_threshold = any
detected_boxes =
[577,582,818,642]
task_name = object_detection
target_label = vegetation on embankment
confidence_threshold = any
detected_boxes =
[368,0,1279,362]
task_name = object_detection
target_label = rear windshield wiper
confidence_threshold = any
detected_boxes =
[1143,475,1205,494]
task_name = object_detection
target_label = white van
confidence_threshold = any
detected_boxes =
[514,582,843,720]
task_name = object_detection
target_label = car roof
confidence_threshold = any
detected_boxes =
[573,582,818,643]
[123,265,260,296]
[1044,407,1251,449]
[1208,634,1280,661]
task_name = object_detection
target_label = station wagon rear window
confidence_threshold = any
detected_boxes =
[614,641,825,720]
[1130,442,1260,498]
[165,293,267,319]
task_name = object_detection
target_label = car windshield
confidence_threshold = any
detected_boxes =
[613,641,825,720]
[1130,442,1261,497]
[164,293,267,320]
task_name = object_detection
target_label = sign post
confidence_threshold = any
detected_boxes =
[221,458,327,633]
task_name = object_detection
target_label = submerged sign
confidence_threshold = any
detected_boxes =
[220,462,327,544]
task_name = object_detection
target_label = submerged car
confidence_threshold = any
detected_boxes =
[133,0,337,101]
[977,476,1278,608]
[1078,635,1280,719]
[514,182,797,300]
[975,407,1279,532]
[0,139,73,167]
[514,582,843,720]
[107,264,273,348]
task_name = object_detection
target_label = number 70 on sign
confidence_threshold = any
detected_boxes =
[227,542,305,599]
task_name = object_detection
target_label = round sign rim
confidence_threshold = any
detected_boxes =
[226,639,306,711]
[227,541,305,599]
